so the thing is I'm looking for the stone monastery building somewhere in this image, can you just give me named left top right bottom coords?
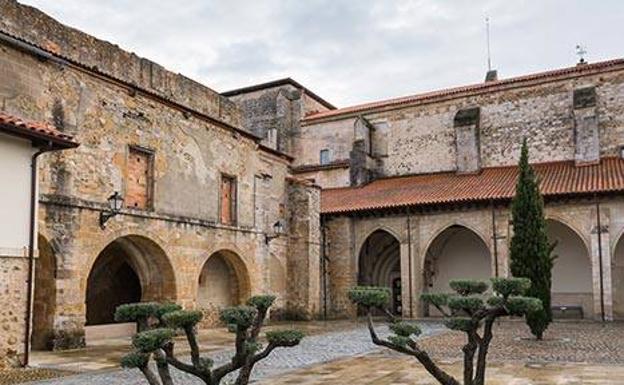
left=2, top=0, right=624, bottom=364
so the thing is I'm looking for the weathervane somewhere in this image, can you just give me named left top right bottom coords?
left=576, top=44, right=587, bottom=64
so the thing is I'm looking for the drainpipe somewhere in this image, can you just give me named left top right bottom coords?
left=406, top=207, right=414, bottom=318
left=24, top=143, right=55, bottom=366
left=595, top=197, right=606, bottom=322
left=490, top=201, right=499, bottom=277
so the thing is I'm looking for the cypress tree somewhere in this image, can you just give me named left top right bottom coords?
left=509, top=138, right=554, bottom=340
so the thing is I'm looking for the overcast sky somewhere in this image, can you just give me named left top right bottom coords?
left=21, top=0, right=624, bottom=107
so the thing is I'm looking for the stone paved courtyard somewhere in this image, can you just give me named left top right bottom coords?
left=4, top=320, right=623, bottom=384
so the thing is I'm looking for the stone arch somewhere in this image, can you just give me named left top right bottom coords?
left=85, top=235, right=177, bottom=326
left=611, top=230, right=624, bottom=319
left=356, top=226, right=403, bottom=270
left=421, top=224, right=492, bottom=315
left=357, top=229, right=402, bottom=314
left=420, top=221, right=491, bottom=271
left=197, top=249, right=252, bottom=312
left=32, top=234, right=57, bottom=350
left=546, top=219, right=593, bottom=318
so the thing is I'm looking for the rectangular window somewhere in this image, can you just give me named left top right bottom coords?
left=320, top=149, right=330, bottom=165
left=220, top=174, right=237, bottom=225
left=126, top=146, right=154, bottom=209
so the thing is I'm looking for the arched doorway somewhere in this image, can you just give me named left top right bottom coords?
left=32, top=235, right=56, bottom=350
left=86, top=235, right=176, bottom=327
left=358, top=230, right=401, bottom=314
left=423, top=225, right=491, bottom=316
left=614, top=233, right=624, bottom=319
left=547, top=220, right=592, bottom=318
left=198, top=250, right=251, bottom=313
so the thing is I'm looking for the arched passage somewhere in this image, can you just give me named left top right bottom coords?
left=423, top=225, right=491, bottom=315
left=32, top=235, right=56, bottom=350
left=614, top=233, right=624, bottom=319
left=86, top=235, right=176, bottom=326
left=197, top=250, right=251, bottom=310
left=547, top=219, right=592, bottom=318
left=358, top=230, right=402, bottom=314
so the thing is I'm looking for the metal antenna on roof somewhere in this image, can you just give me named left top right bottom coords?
left=486, top=16, right=492, bottom=71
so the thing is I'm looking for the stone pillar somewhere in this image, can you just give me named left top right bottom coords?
left=590, top=204, right=613, bottom=321
left=454, top=107, right=481, bottom=174
left=324, top=216, right=356, bottom=318
left=492, top=207, right=511, bottom=278
left=285, top=179, right=321, bottom=319
left=400, top=214, right=420, bottom=319
left=573, top=86, right=600, bottom=165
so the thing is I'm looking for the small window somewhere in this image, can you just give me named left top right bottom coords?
left=220, top=174, right=237, bottom=225
left=620, top=146, right=624, bottom=159
left=320, top=149, right=330, bottom=165
left=126, top=146, right=154, bottom=210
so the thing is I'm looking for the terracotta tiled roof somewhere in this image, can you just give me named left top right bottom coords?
left=304, top=59, right=624, bottom=123
left=321, top=158, right=624, bottom=214
left=0, top=111, right=78, bottom=148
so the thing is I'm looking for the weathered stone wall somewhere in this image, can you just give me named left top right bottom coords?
left=0, top=257, right=28, bottom=367
left=225, top=82, right=332, bottom=155
left=0, top=0, right=241, bottom=129
left=294, top=118, right=355, bottom=167
left=301, top=67, right=624, bottom=185
left=0, top=1, right=322, bottom=358
left=291, top=167, right=350, bottom=189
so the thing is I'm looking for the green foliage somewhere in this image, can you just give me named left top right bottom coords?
left=491, top=277, right=531, bottom=297
left=486, top=296, right=504, bottom=308
left=449, top=280, right=489, bottom=296
left=348, top=286, right=391, bottom=308
left=132, top=328, right=175, bottom=353
left=448, top=296, right=484, bottom=312
left=162, top=310, right=203, bottom=329
left=114, top=302, right=159, bottom=322
left=506, top=296, right=542, bottom=316
left=247, top=295, right=276, bottom=312
left=420, top=292, right=450, bottom=307
left=388, top=335, right=411, bottom=347
left=120, top=351, right=149, bottom=369
left=509, top=138, right=554, bottom=339
left=155, top=303, right=183, bottom=319
left=389, top=322, right=421, bottom=337
left=220, top=305, right=257, bottom=329
left=266, top=329, right=304, bottom=346
left=444, top=317, right=475, bottom=332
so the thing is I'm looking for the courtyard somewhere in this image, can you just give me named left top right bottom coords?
left=0, top=320, right=622, bottom=384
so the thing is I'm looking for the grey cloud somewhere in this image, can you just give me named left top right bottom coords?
left=21, top=0, right=624, bottom=107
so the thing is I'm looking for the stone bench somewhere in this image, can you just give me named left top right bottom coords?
left=552, top=305, right=583, bottom=319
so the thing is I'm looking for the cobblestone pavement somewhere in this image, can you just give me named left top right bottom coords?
left=255, top=320, right=624, bottom=385
left=24, top=322, right=445, bottom=384
left=257, top=352, right=624, bottom=385
left=417, top=320, right=624, bottom=364
left=29, top=320, right=367, bottom=373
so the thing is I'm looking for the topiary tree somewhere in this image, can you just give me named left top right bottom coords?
left=509, top=138, right=555, bottom=340
left=116, top=296, right=303, bottom=385
left=349, top=278, right=541, bottom=385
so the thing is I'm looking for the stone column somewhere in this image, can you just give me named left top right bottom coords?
left=286, top=180, right=321, bottom=319
left=324, top=216, right=356, bottom=318
left=590, top=205, right=613, bottom=321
